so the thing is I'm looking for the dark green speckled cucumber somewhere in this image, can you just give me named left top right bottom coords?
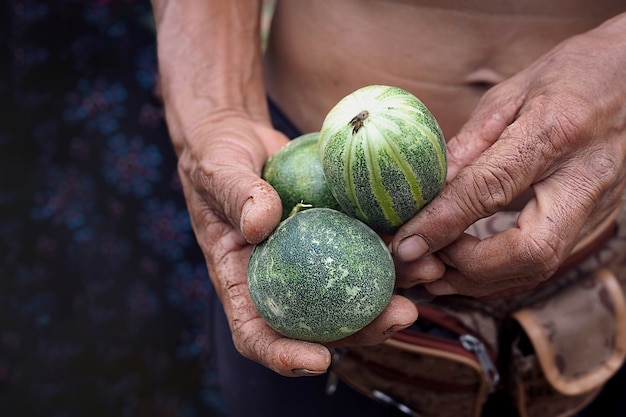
left=247, top=207, right=395, bottom=343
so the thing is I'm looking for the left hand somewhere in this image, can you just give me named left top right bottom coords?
left=391, top=13, right=626, bottom=297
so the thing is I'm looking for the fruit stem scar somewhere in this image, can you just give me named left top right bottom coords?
left=288, top=202, right=313, bottom=218
left=349, top=110, right=369, bottom=135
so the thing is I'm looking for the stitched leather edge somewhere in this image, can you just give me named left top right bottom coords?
left=512, top=268, right=626, bottom=396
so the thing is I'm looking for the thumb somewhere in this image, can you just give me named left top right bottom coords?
left=179, top=124, right=286, bottom=245
left=239, top=177, right=284, bottom=244
left=236, top=124, right=290, bottom=244
left=200, top=160, right=283, bottom=244
left=389, top=84, right=526, bottom=262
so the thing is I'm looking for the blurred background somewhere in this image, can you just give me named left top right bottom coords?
left=0, top=1, right=241, bottom=416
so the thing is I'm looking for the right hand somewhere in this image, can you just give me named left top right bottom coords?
left=175, top=112, right=418, bottom=376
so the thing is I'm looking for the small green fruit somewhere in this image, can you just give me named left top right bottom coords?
left=263, top=132, right=341, bottom=219
left=247, top=207, right=395, bottom=343
left=319, top=85, right=447, bottom=234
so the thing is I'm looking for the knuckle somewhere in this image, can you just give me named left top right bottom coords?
left=194, top=156, right=221, bottom=194
left=455, top=162, right=518, bottom=217
left=231, top=316, right=269, bottom=361
left=190, top=156, right=250, bottom=224
left=585, top=148, right=621, bottom=191
left=522, top=231, right=566, bottom=276
left=233, top=329, right=265, bottom=362
left=558, top=148, right=621, bottom=211
left=527, top=95, right=593, bottom=155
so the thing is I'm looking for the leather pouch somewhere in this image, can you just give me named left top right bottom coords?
left=331, top=305, right=500, bottom=417
left=509, top=268, right=626, bottom=417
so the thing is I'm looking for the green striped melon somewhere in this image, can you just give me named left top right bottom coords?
left=263, top=132, right=341, bottom=219
left=319, top=85, right=447, bottom=234
left=247, top=207, right=395, bottom=343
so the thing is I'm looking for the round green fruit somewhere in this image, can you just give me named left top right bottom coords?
left=319, top=85, right=447, bottom=234
left=263, top=132, right=341, bottom=219
left=247, top=207, right=395, bottom=343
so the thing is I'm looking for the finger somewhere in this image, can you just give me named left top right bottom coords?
left=180, top=127, right=287, bottom=244
left=391, top=107, right=550, bottom=264
left=239, top=177, right=284, bottom=244
left=394, top=254, right=446, bottom=288
left=425, top=156, right=622, bottom=297
left=424, top=267, right=540, bottom=298
left=389, top=80, right=526, bottom=261
left=182, top=162, right=283, bottom=245
left=235, top=315, right=333, bottom=377
left=327, top=295, right=418, bottom=348
left=392, top=148, right=534, bottom=264
left=422, top=217, right=567, bottom=298
left=423, top=232, right=546, bottom=297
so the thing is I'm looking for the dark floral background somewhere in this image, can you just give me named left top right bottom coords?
left=0, top=1, right=225, bottom=416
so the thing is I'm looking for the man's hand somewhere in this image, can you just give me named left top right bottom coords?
left=391, top=13, right=626, bottom=297
left=153, top=0, right=418, bottom=376
left=177, top=114, right=418, bottom=376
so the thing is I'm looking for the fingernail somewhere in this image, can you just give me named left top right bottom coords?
left=425, top=280, right=457, bottom=296
left=396, top=235, right=430, bottom=262
left=240, top=197, right=267, bottom=244
left=240, top=197, right=253, bottom=230
left=292, top=368, right=327, bottom=377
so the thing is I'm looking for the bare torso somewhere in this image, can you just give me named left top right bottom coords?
left=263, top=0, right=625, bottom=137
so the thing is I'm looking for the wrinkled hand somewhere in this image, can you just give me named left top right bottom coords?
left=176, top=113, right=417, bottom=376
left=391, top=15, right=626, bottom=297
